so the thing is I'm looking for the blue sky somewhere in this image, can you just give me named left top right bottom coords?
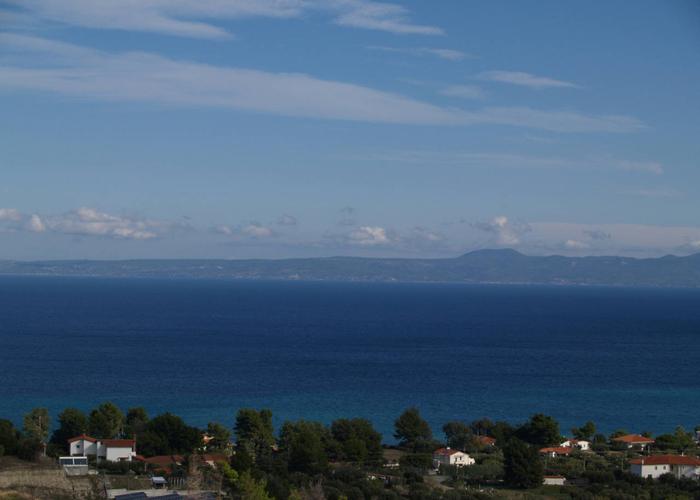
left=1, top=0, right=699, bottom=259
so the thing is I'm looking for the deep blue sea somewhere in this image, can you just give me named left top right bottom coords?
left=1, top=276, right=699, bottom=441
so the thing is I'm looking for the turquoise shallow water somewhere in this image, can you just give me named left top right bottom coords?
left=1, top=276, right=699, bottom=440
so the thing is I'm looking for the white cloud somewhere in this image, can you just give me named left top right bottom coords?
left=473, top=216, right=530, bottom=246
left=367, top=45, right=467, bottom=61
left=345, top=226, right=393, bottom=246
left=0, top=35, right=645, bottom=133
left=276, top=214, right=298, bottom=226
left=242, top=223, right=274, bottom=238
left=439, top=85, right=484, bottom=100
left=11, top=0, right=442, bottom=38
left=214, top=222, right=275, bottom=239
left=1, top=207, right=165, bottom=239
left=27, top=214, right=46, bottom=233
left=0, top=208, right=22, bottom=222
left=563, top=239, right=590, bottom=250
left=331, top=1, right=443, bottom=35
left=477, top=71, right=579, bottom=89
left=46, top=207, right=160, bottom=239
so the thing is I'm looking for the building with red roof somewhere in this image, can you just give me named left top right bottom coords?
left=539, top=446, right=574, bottom=457
left=68, top=434, right=136, bottom=462
left=629, top=455, right=700, bottom=479
left=432, top=447, right=475, bottom=468
left=612, top=434, right=655, bottom=450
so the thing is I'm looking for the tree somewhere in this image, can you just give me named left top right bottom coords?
left=23, top=408, right=50, bottom=445
left=124, top=407, right=149, bottom=437
left=50, top=408, right=88, bottom=452
left=234, top=409, right=275, bottom=458
left=515, top=414, right=560, bottom=447
left=469, top=418, right=495, bottom=437
left=503, top=438, right=544, bottom=489
left=237, top=471, right=273, bottom=500
left=0, top=419, right=20, bottom=456
left=88, top=402, right=124, bottom=439
left=206, top=422, right=231, bottom=451
left=279, top=420, right=329, bottom=475
left=330, top=418, right=383, bottom=464
left=442, top=421, right=473, bottom=451
left=572, top=421, right=596, bottom=441
left=139, top=413, right=201, bottom=456
left=393, top=407, right=432, bottom=450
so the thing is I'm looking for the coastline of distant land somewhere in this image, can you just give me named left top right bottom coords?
left=0, top=249, right=699, bottom=287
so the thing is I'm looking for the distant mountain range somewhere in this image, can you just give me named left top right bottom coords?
left=1, top=249, right=700, bottom=287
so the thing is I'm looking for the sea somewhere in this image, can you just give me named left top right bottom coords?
left=1, top=276, right=699, bottom=441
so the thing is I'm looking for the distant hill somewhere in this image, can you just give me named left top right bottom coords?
left=1, top=249, right=699, bottom=287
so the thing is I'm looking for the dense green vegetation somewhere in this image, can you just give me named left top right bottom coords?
left=1, top=405, right=700, bottom=499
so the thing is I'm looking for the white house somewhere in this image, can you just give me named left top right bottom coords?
left=629, top=455, right=700, bottom=479
left=68, top=434, right=136, bottom=462
left=560, top=438, right=590, bottom=451
left=543, top=475, right=567, bottom=486
left=539, top=446, right=573, bottom=458
left=612, top=434, right=655, bottom=450
left=432, top=448, right=475, bottom=468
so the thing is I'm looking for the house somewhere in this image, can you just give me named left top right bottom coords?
left=432, top=448, right=475, bottom=468
left=629, top=455, right=700, bottom=479
left=612, top=434, right=655, bottom=450
left=68, top=434, right=136, bottom=462
left=539, top=446, right=573, bottom=458
left=476, top=436, right=496, bottom=447
left=543, top=475, right=567, bottom=486
left=560, top=438, right=590, bottom=451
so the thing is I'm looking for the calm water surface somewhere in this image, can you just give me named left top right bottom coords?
left=1, top=276, right=699, bottom=439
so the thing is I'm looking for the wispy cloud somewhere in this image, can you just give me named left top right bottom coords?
left=439, top=85, right=485, bottom=100
left=10, top=0, right=443, bottom=39
left=370, top=151, right=662, bottom=174
left=213, top=222, right=276, bottom=239
left=367, top=45, right=468, bottom=61
left=473, top=216, right=530, bottom=246
left=0, top=35, right=644, bottom=133
left=0, top=207, right=173, bottom=239
left=622, top=187, right=682, bottom=198
left=477, top=70, right=579, bottom=89
left=276, top=214, right=298, bottom=226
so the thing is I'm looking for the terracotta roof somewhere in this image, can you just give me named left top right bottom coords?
left=540, top=446, right=573, bottom=455
left=203, top=454, right=227, bottom=463
left=613, top=434, right=655, bottom=444
left=476, top=436, right=496, bottom=445
left=629, top=455, right=700, bottom=466
left=433, top=447, right=461, bottom=456
left=68, top=434, right=97, bottom=443
left=143, top=455, right=185, bottom=465
left=101, top=439, right=135, bottom=447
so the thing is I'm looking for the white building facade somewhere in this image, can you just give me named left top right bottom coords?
left=432, top=448, right=475, bottom=468
left=630, top=455, right=700, bottom=479
left=68, top=434, right=136, bottom=462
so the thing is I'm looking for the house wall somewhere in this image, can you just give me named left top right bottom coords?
left=105, top=446, right=134, bottom=462
left=70, top=440, right=97, bottom=456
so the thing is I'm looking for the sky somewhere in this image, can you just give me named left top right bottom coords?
left=1, top=0, right=699, bottom=260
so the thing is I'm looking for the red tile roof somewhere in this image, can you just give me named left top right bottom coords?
left=203, top=454, right=228, bottom=463
left=101, top=439, right=135, bottom=447
left=629, top=455, right=700, bottom=466
left=476, top=436, right=496, bottom=446
left=68, top=434, right=97, bottom=443
left=433, top=447, right=460, bottom=456
left=613, top=434, right=655, bottom=444
left=540, top=447, right=573, bottom=455
left=143, top=455, right=185, bottom=465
